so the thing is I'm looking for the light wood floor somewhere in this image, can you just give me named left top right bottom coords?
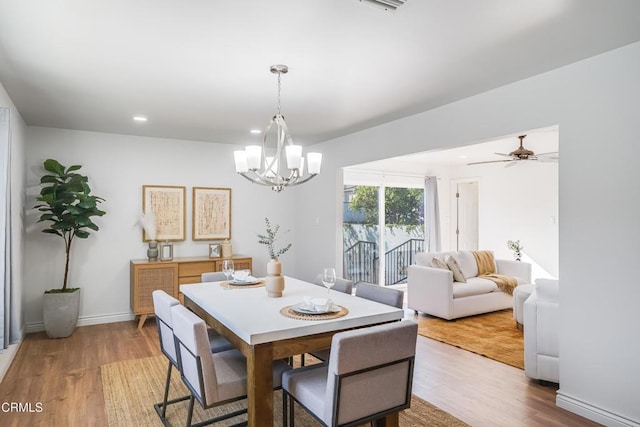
left=0, top=318, right=597, bottom=427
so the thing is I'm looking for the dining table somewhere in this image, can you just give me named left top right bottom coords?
left=181, top=275, right=405, bottom=427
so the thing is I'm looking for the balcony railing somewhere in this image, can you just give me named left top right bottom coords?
left=344, top=238, right=424, bottom=285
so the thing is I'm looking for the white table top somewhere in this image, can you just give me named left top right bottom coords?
left=181, top=276, right=404, bottom=345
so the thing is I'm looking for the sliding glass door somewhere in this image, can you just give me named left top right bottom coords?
left=343, top=174, right=424, bottom=285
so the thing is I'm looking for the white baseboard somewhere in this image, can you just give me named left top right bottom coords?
left=557, top=391, right=640, bottom=427
left=25, top=312, right=136, bottom=334
left=0, top=342, right=22, bottom=383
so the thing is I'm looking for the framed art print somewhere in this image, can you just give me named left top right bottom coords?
left=193, top=187, right=231, bottom=240
left=142, top=185, right=186, bottom=241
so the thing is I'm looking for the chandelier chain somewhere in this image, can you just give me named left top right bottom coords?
left=277, top=72, right=282, bottom=116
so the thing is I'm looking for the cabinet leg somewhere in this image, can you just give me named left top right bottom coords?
left=137, top=314, right=148, bottom=330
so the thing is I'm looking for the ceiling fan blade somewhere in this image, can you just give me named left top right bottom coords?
left=535, top=151, right=559, bottom=157
left=494, top=152, right=512, bottom=158
left=537, top=156, right=559, bottom=163
left=504, top=160, right=520, bottom=168
left=467, top=159, right=515, bottom=166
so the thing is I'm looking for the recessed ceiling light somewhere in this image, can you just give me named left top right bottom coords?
left=459, top=155, right=468, bottom=159
left=250, top=129, right=261, bottom=134
left=133, top=116, right=148, bottom=122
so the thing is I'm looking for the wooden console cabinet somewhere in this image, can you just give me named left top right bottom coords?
left=130, top=255, right=252, bottom=328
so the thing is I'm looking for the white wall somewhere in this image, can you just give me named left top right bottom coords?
left=296, top=42, right=640, bottom=425
left=24, top=127, right=297, bottom=330
left=447, top=159, right=559, bottom=278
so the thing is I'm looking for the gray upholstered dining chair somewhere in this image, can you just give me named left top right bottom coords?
left=151, top=290, right=233, bottom=423
left=171, top=304, right=291, bottom=427
left=282, top=320, right=418, bottom=427
left=310, top=283, right=405, bottom=365
left=300, top=275, right=354, bottom=366
left=313, top=274, right=354, bottom=295
left=355, top=282, right=404, bottom=309
left=201, top=271, right=228, bottom=282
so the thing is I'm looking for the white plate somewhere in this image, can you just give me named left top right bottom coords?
left=292, top=302, right=340, bottom=315
left=230, top=279, right=261, bottom=285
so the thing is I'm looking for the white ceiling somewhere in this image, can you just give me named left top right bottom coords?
left=1, top=1, right=639, bottom=146
left=345, top=126, right=559, bottom=174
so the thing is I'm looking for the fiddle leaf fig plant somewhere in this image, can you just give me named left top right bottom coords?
left=34, top=159, right=106, bottom=292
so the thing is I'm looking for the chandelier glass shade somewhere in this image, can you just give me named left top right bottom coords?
left=234, top=64, right=322, bottom=192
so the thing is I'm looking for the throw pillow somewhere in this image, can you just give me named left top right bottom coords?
left=431, top=257, right=449, bottom=270
left=445, top=256, right=467, bottom=283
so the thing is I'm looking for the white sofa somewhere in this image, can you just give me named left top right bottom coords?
left=524, top=278, right=559, bottom=383
left=407, top=251, right=531, bottom=320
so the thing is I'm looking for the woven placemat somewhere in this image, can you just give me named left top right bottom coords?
left=219, top=280, right=265, bottom=289
left=280, top=305, right=349, bottom=320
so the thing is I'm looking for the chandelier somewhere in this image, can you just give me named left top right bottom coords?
left=233, top=64, right=322, bottom=192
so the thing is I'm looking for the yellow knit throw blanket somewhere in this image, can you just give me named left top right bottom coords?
left=471, top=250, right=518, bottom=295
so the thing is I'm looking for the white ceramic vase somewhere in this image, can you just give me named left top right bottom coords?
left=265, top=259, right=285, bottom=297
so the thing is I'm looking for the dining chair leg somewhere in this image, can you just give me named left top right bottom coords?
left=282, top=391, right=287, bottom=427
left=186, top=395, right=195, bottom=427
left=289, top=393, right=295, bottom=427
left=161, top=361, right=172, bottom=417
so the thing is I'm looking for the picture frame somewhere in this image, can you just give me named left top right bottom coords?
left=192, top=187, right=232, bottom=240
left=209, top=243, right=221, bottom=258
left=142, top=185, right=186, bottom=241
left=160, top=241, right=174, bottom=261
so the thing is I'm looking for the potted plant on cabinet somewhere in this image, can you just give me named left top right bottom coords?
left=34, top=159, right=106, bottom=338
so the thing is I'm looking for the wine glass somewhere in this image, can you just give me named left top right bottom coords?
left=222, top=259, right=235, bottom=290
left=322, top=267, right=337, bottom=297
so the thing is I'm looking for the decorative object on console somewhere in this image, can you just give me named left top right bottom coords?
left=159, top=241, right=173, bottom=261
left=233, top=64, right=322, bottom=192
left=139, top=210, right=158, bottom=260
left=258, top=218, right=291, bottom=297
left=192, top=187, right=231, bottom=240
left=147, top=240, right=159, bottom=261
left=142, top=185, right=186, bottom=241
left=507, top=239, right=523, bottom=261
left=221, top=239, right=232, bottom=258
left=208, top=243, right=221, bottom=258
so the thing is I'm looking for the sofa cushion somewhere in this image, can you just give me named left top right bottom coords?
left=452, top=277, right=498, bottom=298
left=431, top=257, right=449, bottom=270
left=415, top=251, right=457, bottom=267
left=445, top=256, right=466, bottom=283
left=458, top=251, right=480, bottom=278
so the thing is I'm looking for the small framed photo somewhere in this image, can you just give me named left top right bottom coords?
left=209, top=243, right=221, bottom=258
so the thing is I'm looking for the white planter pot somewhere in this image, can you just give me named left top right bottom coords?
left=43, top=288, right=81, bottom=338
left=265, top=259, right=285, bottom=297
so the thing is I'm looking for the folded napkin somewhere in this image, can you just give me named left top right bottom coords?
left=232, top=270, right=254, bottom=283
left=231, top=276, right=257, bottom=284
left=300, top=296, right=333, bottom=312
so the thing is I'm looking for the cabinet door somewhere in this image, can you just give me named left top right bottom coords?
left=131, top=263, right=178, bottom=315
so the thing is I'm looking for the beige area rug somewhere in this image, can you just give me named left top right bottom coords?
left=101, top=355, right=468, bottom=426
left=416, top=309, right=524, bottom=369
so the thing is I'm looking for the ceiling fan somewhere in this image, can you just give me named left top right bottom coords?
left=467, top=135, right=558, bottom=166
